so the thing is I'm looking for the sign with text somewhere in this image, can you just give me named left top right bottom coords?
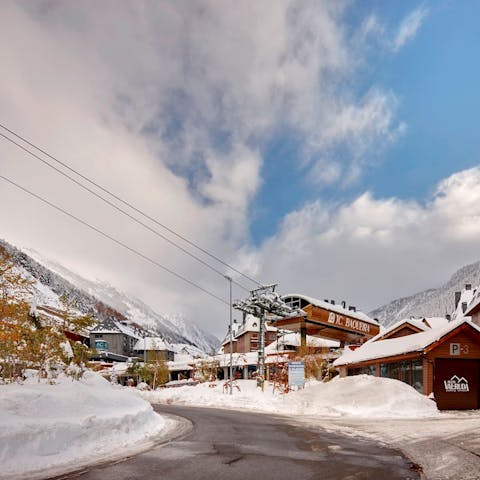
left=288, top=361, right=305, bottom=387
left=450, top=343, right=469, bottom=355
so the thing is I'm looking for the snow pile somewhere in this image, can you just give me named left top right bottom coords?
left=141, top=375, right=439, bottom=418
left=0, top=372, right=166, bottom=479
left=140, top=379, right=284, bottom=413
left=290, top=375, right=439, bottom=418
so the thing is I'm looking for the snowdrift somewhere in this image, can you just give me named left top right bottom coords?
left=0, top=372, right=165, bottom=479
left=142, top=375, right=439, bottom=418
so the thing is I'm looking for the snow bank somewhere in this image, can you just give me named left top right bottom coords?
left=142, top=375, right=439, bottom=418
left=289, top=375, right=439, bottom=418
left=0, top=372, right=166, bottom=479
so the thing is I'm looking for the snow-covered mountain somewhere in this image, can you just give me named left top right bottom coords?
left=0, top=239, right=219, bottom=353
left=369, top=260, right=480, bottom=326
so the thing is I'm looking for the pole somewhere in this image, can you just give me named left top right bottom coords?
left=258, top=307, right=265, bottom=391
left=228, top=276, right=233, bottom=395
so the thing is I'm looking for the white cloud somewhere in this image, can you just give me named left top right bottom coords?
left=0, top=1, right=429, bottom=336
left=247, top=167, right=480, bottom=313
left=392, top=6, right=428, bottom=52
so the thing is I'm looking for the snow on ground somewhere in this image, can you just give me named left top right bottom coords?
left=140, top=375, right=439, bottom=418
left=0, top=372, right=167, bottom=480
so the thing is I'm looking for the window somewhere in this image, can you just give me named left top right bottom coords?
left=380, top=359, right=423, bottom=393
left=348, top=365, right=376, bottom=376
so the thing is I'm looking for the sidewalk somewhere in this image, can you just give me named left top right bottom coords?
left=299, top=412, right=480, bottom=480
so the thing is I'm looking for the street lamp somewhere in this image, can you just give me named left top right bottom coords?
left=225, top=275, right=233, bottom=395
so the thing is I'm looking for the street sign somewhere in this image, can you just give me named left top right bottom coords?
left=288, top=361, right=305, bottom=387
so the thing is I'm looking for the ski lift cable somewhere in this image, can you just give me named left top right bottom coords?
left=0, top=123, right=263, bottom=288
left=0, top=173, right=229, bottom=306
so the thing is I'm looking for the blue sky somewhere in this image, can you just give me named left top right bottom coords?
left=250, top=0, right=480, bottom=244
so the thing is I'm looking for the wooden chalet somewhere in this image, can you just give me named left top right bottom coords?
left=334, top=318, right=480, bottom=410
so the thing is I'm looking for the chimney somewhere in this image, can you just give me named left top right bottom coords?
left=330, top=299, right=335, bottom=305
left=323, top=299, right=329, bottom=303
left=465, top=283, right=472, bottom=290
left=455, top=291, right=461, bottom=309
left=462, top=302, right=468, bottom=314
left=348, top=306, right=356, bottom=312
left=341, top=300, right=346, bottom=309
left=446, top=314, right=451, bottom=321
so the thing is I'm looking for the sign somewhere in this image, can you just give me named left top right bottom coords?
left=444, top=375, right=469, bottom=393
left=288, top=361, right=305, bottom=387
left=95, top=340, right=108, bottom=351
left=327, top=312, right=371, bottom=334
left=450, top=343, right=469, bottom=355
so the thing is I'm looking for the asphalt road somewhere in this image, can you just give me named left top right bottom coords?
left=60, top=405, right=420, bottom=480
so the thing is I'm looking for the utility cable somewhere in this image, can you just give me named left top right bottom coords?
left=0, top=123, right=263, bottom=288
left=0, top=173, right=229, bottom=306
left=0, top=131, right=251, bottom=293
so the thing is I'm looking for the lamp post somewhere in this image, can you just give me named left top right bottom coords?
left=225, top=275, right=233, bottom=395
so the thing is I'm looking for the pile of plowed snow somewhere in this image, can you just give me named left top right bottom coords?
left=142, top=375, right=439, bottom=418
left=290, top=375, right=438, bottom=417
left=0, top=372, right=166, bottom=479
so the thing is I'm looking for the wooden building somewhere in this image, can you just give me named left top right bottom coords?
left=275, top=294, right=380, bottom=345
left=334, top=318, right=480, bottom=410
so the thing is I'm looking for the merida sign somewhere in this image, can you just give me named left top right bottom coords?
left=444, top=375, right=470, bottom=393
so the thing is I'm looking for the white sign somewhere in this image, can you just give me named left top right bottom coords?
left=444, top=375, right=469, bottom=393
left=288, top=361, right=305, bottom=387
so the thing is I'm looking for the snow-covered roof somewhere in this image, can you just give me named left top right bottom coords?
left=451, top=287, right=475, bottom=320
left=366, top=318, right=430, bottom=344
left=334, top=318, right=480, bottom=367
left=265, top=332, right=339, bottom=353
left=283, top=293, right=378, bottom=326
left=234, top=314, right=277, bottom=338
left=90, top=318, right=142, bottom=339
left=133, top=337, right=172, bottom=351
left=465, top=287, right=480, bottom=316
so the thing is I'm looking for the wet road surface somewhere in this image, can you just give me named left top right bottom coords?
left=58, top=405, right=420, bottom=480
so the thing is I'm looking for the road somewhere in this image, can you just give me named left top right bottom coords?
left=59, top=405, right=420, bottom=480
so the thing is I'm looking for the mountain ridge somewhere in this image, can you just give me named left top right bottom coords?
left=0, top=238, right=219, bottom=353
left=369, top=260, right=480, bottom=325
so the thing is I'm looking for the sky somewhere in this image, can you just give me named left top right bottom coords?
left=1, top=0, right=480, bottom=338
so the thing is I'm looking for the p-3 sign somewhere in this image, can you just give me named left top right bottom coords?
left=450, top=343, right=469, bottom=355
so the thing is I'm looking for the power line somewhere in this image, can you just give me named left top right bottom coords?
left=0, top=173, right=229, bottom=306
left=0, top=122, right=263, bottom=288
left=0, top=131, right=251, bottom=293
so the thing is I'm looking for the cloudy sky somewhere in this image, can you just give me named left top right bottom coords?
left=1, top=1, right=480, bottom=337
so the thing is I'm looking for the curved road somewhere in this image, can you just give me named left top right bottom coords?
left=61, top=405, right=420, bottom=480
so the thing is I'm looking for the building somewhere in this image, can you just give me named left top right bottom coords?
left=276, top=294, right=380, bottom=345
left=334, top=317, right=480, bottom=410
left=466, top=287, right=480, bottom=326
left=223, top=314, right=277, bottom=354
left=89, top=318, right=143, bottom=359
left=133, top=337, right=175, bottom=362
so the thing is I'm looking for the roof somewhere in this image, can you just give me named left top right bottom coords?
left=453, top=287, right=476, bottom=320
left=233, top=314, right=277, bottom=338
left=334, top=318, right=480, bottom=367
left=133, top=337, right=172, bottom=351
left=283, top=293, right=378, bottom=326
left=366, top=318, right=430, bottom=344
left=90, top=318, right=142, bottom=339
left=466, top=288, right=480, bottom=316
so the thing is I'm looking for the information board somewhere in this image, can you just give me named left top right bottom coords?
left=288, top=361, right=305, bottom=387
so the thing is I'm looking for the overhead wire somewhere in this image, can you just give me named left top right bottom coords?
left=0, top=130, right=251, bottom=293
left=0, top=173, right=229, bottom=306
left=0, top=122, right=263, bottom=289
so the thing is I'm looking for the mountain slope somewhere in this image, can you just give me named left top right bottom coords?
left=1, top=239, right=219, bottom=353
left=369, top=260, right=480, bottom=325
